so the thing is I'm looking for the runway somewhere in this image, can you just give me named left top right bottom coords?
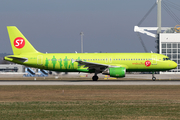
left=1, top=80, right=180, bottom=85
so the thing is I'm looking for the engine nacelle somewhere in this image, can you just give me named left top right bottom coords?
left=102, top=67, right=126, bottom=78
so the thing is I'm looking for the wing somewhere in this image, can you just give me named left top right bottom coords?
left=76, top=60, right=109, bottom=72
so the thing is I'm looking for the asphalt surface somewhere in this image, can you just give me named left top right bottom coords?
left=0, top=80, right=180, bottom=85
left=0, top=73, right=180, bottom=85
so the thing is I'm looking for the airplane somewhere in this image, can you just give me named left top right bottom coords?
left=4, top=26, right=177, bottom=81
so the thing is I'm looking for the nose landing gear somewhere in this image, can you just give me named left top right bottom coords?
left=152, top=72, right=156, bottom=81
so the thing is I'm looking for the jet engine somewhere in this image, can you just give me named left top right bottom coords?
left=102, top=67, right=126, bottom=77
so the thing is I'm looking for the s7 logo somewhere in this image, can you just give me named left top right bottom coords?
left=15, top=39, right=23, bottom=46
left=14, top=37, right=25, bottom=49
left=145, top=60, right=151, bottom=67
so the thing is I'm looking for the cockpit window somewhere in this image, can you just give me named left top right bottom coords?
left=163, top=58, right=170, bottom=61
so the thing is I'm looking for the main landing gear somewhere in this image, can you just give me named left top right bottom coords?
left=92, top=75, right=99, bottom=81
left=92, top=72, right=99, bottom=81
left=152, top=72, right=156, bottom=81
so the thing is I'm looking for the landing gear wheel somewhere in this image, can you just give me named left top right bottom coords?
left=92, top=76, right=98, bottom=81
left=152, top=72, right=156, bottom=81
left=152, top=77, right=156, bottom=81
left=49, top=71, right=52, bottom=75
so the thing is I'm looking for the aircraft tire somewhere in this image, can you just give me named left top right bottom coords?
left=49, top=71, right=52, bottom=75
left=92, top=76, right=98, bottom=81
left=152, top=77, right=156, bottom=81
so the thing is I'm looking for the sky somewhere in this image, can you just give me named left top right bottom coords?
left=0, top=0, right=180, bottom=54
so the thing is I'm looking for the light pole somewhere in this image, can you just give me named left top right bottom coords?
left=157, top=0, right=161, bottom=53
left=80, top=32, right=84, bottom=53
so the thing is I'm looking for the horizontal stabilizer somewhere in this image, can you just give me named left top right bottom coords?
left=4, top=56, right=28, bottom=63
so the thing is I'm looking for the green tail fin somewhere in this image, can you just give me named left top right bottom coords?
left=7, top=26, right=39, bottom=55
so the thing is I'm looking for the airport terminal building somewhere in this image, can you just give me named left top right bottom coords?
left=0, top=57, right=25, bottom=73
left=160, top=29, right=180, bottom=74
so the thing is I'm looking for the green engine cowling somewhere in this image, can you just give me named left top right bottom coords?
left=102, top=67, right=126, bottom=78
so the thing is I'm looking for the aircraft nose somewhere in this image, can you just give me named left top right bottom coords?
left=172, top=61, right=177, bottom=69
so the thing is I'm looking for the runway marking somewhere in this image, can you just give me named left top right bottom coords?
left=80, top=75, right=86, bottom=77
left=1, top=80, right=180, bottom=85
left=107, top=78, right=117, bottom=79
